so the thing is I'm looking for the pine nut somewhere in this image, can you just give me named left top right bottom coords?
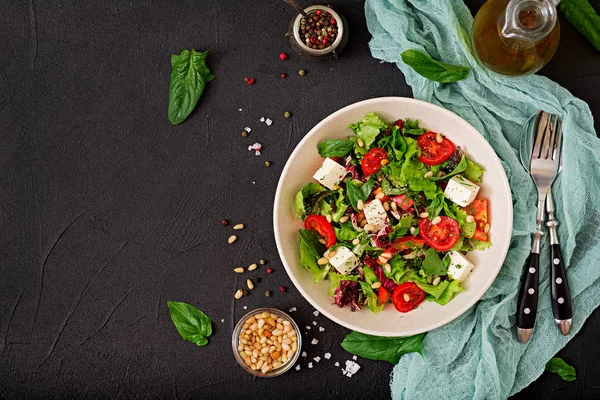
left=360, top=219, right=367, bottom=228
left=234, top=267, right=244, bottom=273
left=333, top=185, right=342, bottom=190
left=364, top=223, right=375, bottom=232
left=233, top=223, right=245, bottom=230
left=391, top=202, right=398, bottom=211
left=424, top=171, right=433, bottom=178
left=352, top=238, right=360, bottom=245
left=272, top=361, right=282, bottom=369
left=235, top=289, right=243, bottom=299
left=427, top=275, right=433, bottom=284
left=326, top=214, right=332, bottom=223
left=381, top=159, right=389, bottom=166
left=437, top=171, right=445, bottom=177
left=248, top=263, right=258, bottom=271
left=403, top=293, right=411, bottom=302
left=317, top=257, right=329, bottom=265
left=261, top=364, right=271, bottom=374
left=402, top=253, right=415, bottom=260
left=431, top=216, right=442, bottom=225
left=433, top=276, right=441, bottom=286
left=384, top=263, right=392, bottom=274
left=371, top=282, right=381, bottom=289
left=375, top=192, right=385, bottom=200
left=381, top=252, right=392, bottom=259
left=247, top=279, right=254, bottom=289
left=377, top=255, right=388, bottom=264
left=339, top=215, right=349, bottom=223
left=466, top=215, right=475, bottom=223
left=327, top=250, right=337, bottom=259
left=228, top=235, right=237, bottom=244
left=258, top=319, right=265, bottom=329
left=357, top=138, right=364, bottom=148
left=484, top=223, right=490, bottom=233
left=410, top=227, right=416, bottom=235
left=282, top=344, right=291, bottom=351
left=318, top=238, right=326, bottom=244
left=435, top=133, right=443, bottom=143
left=357, top=199, right=364, bottom=210
left=419, top=212, right=429, bottom=218
left=373, top=187, right=383, bottom=195
left=383, top=201, right=390, bottom=211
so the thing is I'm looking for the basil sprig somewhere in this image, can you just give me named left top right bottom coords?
left=560, top=0, right=600, bottom=52
left=168, top=49, right=214, bottom=125
left=318, top=139, right=355, bottom=158
left=345, top=177, right=375, bottom=210
left=401, top=49, right=469, bottom=83
left=167, top=301, right=212, bottom=346
left=546, top=357, right=577, bottom=382
left=341, top=331, right=425, bottom=364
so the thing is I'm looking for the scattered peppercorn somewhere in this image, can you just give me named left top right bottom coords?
left=265, top=290, right=271, bottom=297
left=222, top=219, right=228, bottom=226
left=243, top=289, right=249, bottom=296
left=265, top=161, right=271, bottom=167
left=298, top=69, right=306, bottom=76
left=284, top=111, right=291, bottom=119
left=279, top=53, right=287, bottom=61
left=241, top=131, right=248, bottom=137
left=279, top=285, right=287, bottom=293
left=266, top=268, right=273, bottom=274
left=259, top=259, right=266, bottom=265
left=299, top=10, right=338, bottom=50
left=247, top=78, right=255, bottom=85
left=281, top=73, right=287, bottom=79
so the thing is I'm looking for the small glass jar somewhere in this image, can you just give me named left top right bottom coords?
left=232, top=308, right=302, bottom=377
left=289, top=5, right=348, bottom=61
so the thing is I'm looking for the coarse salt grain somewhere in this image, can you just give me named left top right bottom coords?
left=313, top=310, right=320, bottom=317
left=289, top=307, right=297, bottom=312
left=295, top=364, right=301, bottom=371
left=335, top=362, right=340, bottom=367
left=306, top=326, right=311, bottom=330
left=243, top=306, right=247, bottom=310
left=352, top=355, right=357, bottom=361
left=221, top=319, right=225, bottom=323
left=308, top=362, right=313, bottom=369
left=238, top=109, right=242, bottom=111
left=342, top=360, right=361, bottom=377
left=265, top=118, right=272, bottom=126
left=260, top=117, right=265, bottom=122
left=312, top=321, right=317, bottom=326
left=319, top=327, right=325, bottom=332
left=311, top=338, right=319, bottom=345
left=324, top=353, right=331, bottom=359
left=244, top=127, right=251, bottom=132
left=301, top=351, right=307, bottom=358
left=313, top=356, right=321, bottom=363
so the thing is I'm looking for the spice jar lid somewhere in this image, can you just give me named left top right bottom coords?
left=289, top=5, right=348, bottom=61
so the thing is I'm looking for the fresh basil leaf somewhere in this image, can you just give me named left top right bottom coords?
left=436, top=280, right=463, bottom=305
left=293, top=182, right=327, bottom=219
left=416, top=280, right=450, bottom=300
left=464, top=159, right=485, bottom=182
left=349, top=112, right=387, bottom=149
left=546, top=357, right=577, bottom=382
left=168, top=49, right=214, bottom=125
left=345, top=177, right=374, bottom=210
left=299, top=239, right=325, bottom=283
left=335, top=222, right=359, bottom=241
left=421, top=248, right=448, bottom=275
left=427, top=193, right=445, bottom=219
left=430, top=156, right=468, bottom=181
left=361, top=177, right=376, bottom=198
left=341, top=331, right=425, bottom=364
left=391, top=127, right=407, bottom=159
left=167, top=301, right=212, bottom=346
left=299, top=229, right=325, bottom=258
left=560, top=0, right=600, bottom=52
left=317, top=140, right=355, bottom=158
left=401, top=49, right=470, bottom=83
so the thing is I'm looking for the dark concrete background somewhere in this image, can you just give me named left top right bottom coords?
left=1, top=0, right=599, bottom=398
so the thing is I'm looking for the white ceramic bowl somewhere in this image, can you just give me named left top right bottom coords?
left=273, top=97, right=513, bottom=336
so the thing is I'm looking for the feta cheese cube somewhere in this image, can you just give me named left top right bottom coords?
left=443, top=175, right=480, bottom=207
left=326, top=246, right=359, bottom=275
left=363, top=199, right=387, bottom=231
left=313, top=158, right=347, bottom=190
left=447, top=251, right=475, bottom=282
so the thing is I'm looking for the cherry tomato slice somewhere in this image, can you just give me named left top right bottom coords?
left=472, top=229, right=489, bottom=242
left=418, top=216, right=460, bottom=251
left=392, top=282, right=426, bottom=312
left=417, top=132, right=455, bottom=165
left=463, top=199, right=488, bottom=231
left=361, top=148, right=388, bottom=175
left=390, top=194, right=414, bottom=211
left=393, top=236, right=426, bottom=252
left=378, top=286, right=391, bottom=304
left=305, top=214, right=336, bottom=249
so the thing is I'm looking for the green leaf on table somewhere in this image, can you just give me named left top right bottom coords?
left=546, top=357, right=577, bottom=382
left=464, top=159, right=485, bottom=182
left=167, top=301, right=212, bottom=346
left=341, top=331, right=425, bottom=364
left=421, top=248, right=448, bottom=275
left=560, top=0, right=600, bottom=52
left=293, top=182, right=327, bottom=219
left=168, top=49, right=214, bottom=125
left=401, top=49, right=470, bottom=83
left=318, top=139, right=355, bottom=158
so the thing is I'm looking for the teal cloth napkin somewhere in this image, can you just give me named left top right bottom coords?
left=365, top=0, right=600, bottom=399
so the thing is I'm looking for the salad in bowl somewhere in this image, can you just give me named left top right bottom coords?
left=293, top=112, right=492, bottom=314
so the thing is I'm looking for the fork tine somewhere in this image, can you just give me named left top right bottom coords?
left=533, top=111, right=549, bottom=159
left=545, top=114, right=557, bottom=159
left=541, top=113, right=556, bottom=160
left=553, top=118, right=563, bottom=162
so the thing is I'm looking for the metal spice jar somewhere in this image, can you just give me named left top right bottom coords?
left=289, top=5, right=348, bottom=61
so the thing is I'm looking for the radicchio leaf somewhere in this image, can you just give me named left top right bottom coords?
left=333, top=280, right=361, bottom=311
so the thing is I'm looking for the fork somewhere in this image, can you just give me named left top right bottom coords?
left=516, top=112, right=562, bottom=343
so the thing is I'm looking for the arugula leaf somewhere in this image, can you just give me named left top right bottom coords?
left=167, top=301, right=212, bottom=346
left=401, top=49, right=470, bottom=83
left=317, top=140, right=355, bottom=158
left=345, top=177, right=375, bottom=210
left=464, top=159, right=485, bottom=182
left=349, top=112, right=387, bottom=149
left=436, top=280, right=463, bottom=305
left=341, top=331, right=425, bottom=364
left=430, top=156, right=467, bottom=181
left=421, top=248, right=448, bottom=275
left=335, top=222, right=359, bottom=241
left=560, top=0, right=600, bottom=52
left=168, top=49, right=214, bottom=125
left=546, top=357, right=577, bottom=382
left=293, top=183, right=327, bottom=219
left=299, top=229, right=325, bottom=258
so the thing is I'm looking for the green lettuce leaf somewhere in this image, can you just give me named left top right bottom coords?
left=293, top=182, right=326, bottom=219
left=436, top=280, right=463, bottom=305
left=349, top=112, right=387, bottom=149
left=464, top=159, right=485, bottom=182
left=335, top=222, right=359, bottom=241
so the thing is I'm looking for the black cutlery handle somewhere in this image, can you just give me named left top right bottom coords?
left=517, top=253, right=539, bottom=329
left=550, top=244, right=572, bottom=321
